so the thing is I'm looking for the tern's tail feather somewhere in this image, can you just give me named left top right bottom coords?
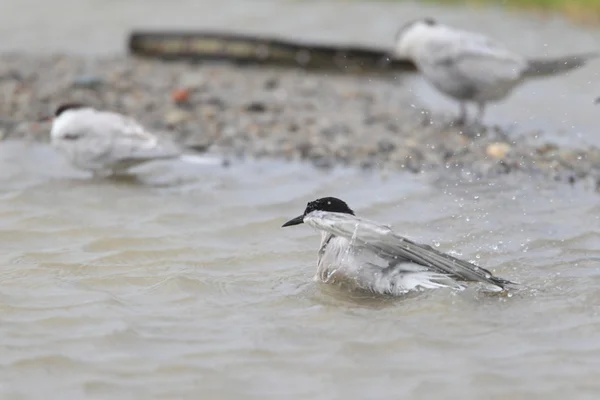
left=524, top=52, right=598, bottom=78
left=179, top=153, right=225, bottom=166
left=398, top=272, right=465, bottom=292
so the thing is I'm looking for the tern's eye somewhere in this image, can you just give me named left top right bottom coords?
left=62, top=133, right=81, bottom=140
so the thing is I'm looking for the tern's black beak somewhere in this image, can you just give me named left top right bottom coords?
left=37, top=115, right=53, bottom=123
left=282, top=215, right=304, bottom=227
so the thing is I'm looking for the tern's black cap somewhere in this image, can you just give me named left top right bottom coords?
left=422, top=17, right=437, bottom=26
left=304, top=197, right=355, bottom=216
left=54, top=103, right=86, bottom=117
left=395, top=17, right=438, bottom=42
left=282, top=197, right=354, bottom=227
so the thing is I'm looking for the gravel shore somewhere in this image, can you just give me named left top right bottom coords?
left=1, top=54, right=599, bottom=189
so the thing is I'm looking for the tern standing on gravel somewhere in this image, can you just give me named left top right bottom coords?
left=393, top=18, right=597, bottom=125
left=282, top=197, right=516, bottom=295
left=47, top=103, right=221, bottom=177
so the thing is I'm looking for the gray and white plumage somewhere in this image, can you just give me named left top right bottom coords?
left=282, top=197, right=516, bottom=295
left=393, top=18, right=597, bottom=125
left=49, top=104, right=220, bottom=176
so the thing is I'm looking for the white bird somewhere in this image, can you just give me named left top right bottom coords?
left=282, top=197, right=516, bottom=295
left=393, top=18, right=597, bottom=125
left=47, top=103, right=222, bottom=177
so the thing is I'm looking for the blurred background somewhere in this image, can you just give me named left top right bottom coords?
left=2, top=0, right=599, bottom=143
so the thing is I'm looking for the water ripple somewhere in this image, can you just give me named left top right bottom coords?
left=0, top=140, right=599, bottom=398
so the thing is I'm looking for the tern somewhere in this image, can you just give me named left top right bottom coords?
left=46, top=103, right=222, bottom=177
left=393, top=18, right=597, bottom=125
left=282, top=196, right=516, bottom=295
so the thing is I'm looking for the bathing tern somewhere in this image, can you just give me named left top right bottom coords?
left=46, top=103, right=222, bottom=176
left=393, top=18, right=597, bottom=125
left=282, top=196, right=516, bottom=295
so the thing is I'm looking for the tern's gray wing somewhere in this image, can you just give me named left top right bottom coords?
left=305, top=211, right=515, bottom=290
left=419, top=29, right=527, bottom=90
left=96, top=111, right=182, bottom=162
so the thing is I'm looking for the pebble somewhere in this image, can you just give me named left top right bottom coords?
left=164, top=109, right=193, bottom=126
left=171, top=89, right=191, bottom=105
left=0, top=54, right=599, bottom=189
left=71, top=75, right=104, bottom=89
left=486, top=142, right=511, bottom=159
left=245, top=101, right=267, bottom=113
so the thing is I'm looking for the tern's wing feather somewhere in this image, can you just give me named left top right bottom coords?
left=305, top=211, right=515, bottom=290
left=92, top=111, right=181, bottom=161
left=524, top=52, right=598, bottom=78
left=421, top=28, right=527, bottom=87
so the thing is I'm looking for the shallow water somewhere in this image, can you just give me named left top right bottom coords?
left=0, top=140, right=599, bottom=399
left=2, top=1, right=600, bottom=398
left=1, top=0, right=599, bottom=145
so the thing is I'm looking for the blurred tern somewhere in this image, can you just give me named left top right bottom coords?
left=282, top=197, right=516, bottom=295
left=393, top=18, right=597, bottom=125
left=47, top=103, right=222, bottom=176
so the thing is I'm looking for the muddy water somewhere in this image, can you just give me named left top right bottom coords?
left=0, top=140, right=599, bottom=399
left=1, top=1, right=600, bottom=399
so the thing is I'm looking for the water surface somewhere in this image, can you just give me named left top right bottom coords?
left=1, top=1, right=600, bottom=398
left=0, top=141, right=599, bottom=399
